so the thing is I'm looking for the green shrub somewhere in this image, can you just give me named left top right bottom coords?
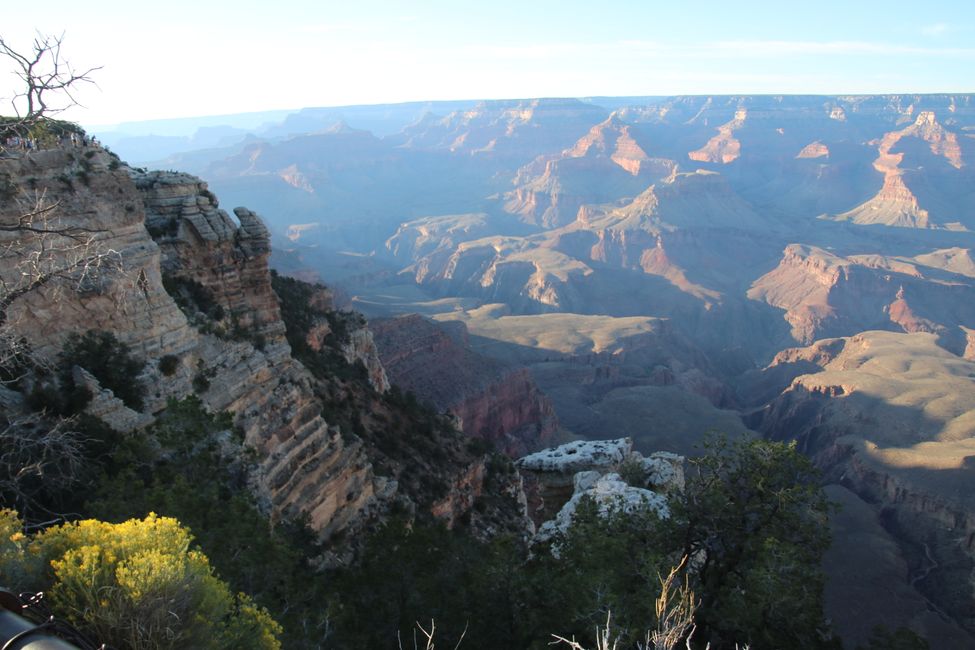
left=193, top=373, right=211, bottom=393
left=162, top=274, right=225, bottom=322
left=25, top=379, right=91, bottom=415
left=159, top=354, right=180, bottom=376
left=60, top=330, right=146, bottom=410
left=617, top=455, right=646, bottom=487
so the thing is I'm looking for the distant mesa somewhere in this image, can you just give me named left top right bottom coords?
left=796, top=141, right=830, bottom=159
left=832, top=110, right=965, bottom=228
left=286, top=223, right=319, bottom=241
left=566, top=114, right=652, bottom=175
left=688, top=107, right=747, bottom=164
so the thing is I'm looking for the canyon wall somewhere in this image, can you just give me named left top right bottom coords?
left=369, top=314, right=558, bottom=455
left=0, top=146, right=527, bottom=549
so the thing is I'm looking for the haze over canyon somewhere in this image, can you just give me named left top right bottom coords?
left=92, top=93, right=975, bottom=645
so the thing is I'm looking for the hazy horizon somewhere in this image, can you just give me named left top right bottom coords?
left=4, top=0, right=974, bottom=126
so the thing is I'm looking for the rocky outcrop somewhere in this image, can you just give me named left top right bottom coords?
left=500, top=115, right=677, bottom=228
left=0, top=148, right=197, bottom=362
left=796, top=141, right=830, bottom=159
left=518, top=438, right=633, bottom=474
left=688, top=107, right=747, bottom=163
left=516, top=438, right=682, bottom=540
left=370, top=314, right=557, bottom=454
left=339, top=326, right=391, bottom=393
left=749, top=245, right=975, bottom=345
left=134, top=171, right=286, bottom=344
left=565, top=115, right=653, bottom=175
left=516, top=438, right=683, bottom=529
left=963, top=327, right=975, bottom=361
left=535, top=472, right=667, bottom=547
left=0, top=149, right=389, bottom=546
left=835, top=110, right=963, bottom=228
left=72, top=366, right=154, bottom=433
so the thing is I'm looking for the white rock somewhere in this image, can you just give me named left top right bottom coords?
left=517, top=438, right=632, bottom=473
left=573, top=470, right=601, bottom=492
left=536, top=471, right=669, bottom=545
left=642, top=451, right=685, bottom=491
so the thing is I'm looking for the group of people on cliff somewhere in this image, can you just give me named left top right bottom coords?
left=2, top=131, right=98, bottom=153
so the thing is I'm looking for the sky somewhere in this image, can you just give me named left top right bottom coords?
left=2, top=0, right=974, bottom=127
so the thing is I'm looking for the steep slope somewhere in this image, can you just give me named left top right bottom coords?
left=749, top=331, right=975, bottom=638
left=835, top=110, right=971, bottom=228
left=0, top=149, right=390, bottom=541
left=503, top=115, right=676, bottom=227
left=749, top=244, right=975, bottom=346
left=0, top=146, right=526, bottom=549
left=432, top=306, right=741, bottom=454
left=369, top=314, right=558, bottom=455
left=688, top=107, right=748, bottom=164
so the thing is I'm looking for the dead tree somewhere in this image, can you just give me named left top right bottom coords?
left=0, top=411, right=86, bottom=515
left=0, top=32, right=100, bottom=146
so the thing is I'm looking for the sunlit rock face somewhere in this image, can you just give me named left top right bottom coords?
left=746, top=331, right=975, bottom=633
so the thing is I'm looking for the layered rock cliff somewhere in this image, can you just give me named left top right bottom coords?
left=0, top=145, right=526, bottom=552
left=0, top=149, right=388, bottom=542
left=749, top=244, right=975, bottom=346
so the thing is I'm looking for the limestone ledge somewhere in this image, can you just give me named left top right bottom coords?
left=517, top=438, right=684, bottom=531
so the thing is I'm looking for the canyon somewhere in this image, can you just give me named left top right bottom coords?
left=3, top=92, right=972, bottom=646
left=0, top=146, right=532, bottom=560
left=112, top=93, right=975, bottom=646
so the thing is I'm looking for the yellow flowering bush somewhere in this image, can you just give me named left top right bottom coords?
left=0, top=510, right=281, bottom=650
left=0, top=508, right=31, bottom=585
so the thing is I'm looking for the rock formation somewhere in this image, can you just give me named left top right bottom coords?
left=113, top=93, right=975, bottom=642
left=516, top=438, right=682, bottom=538
left=688, top=107, right=747, bottom=164
left=749, top=244, right=975, bottom=346
left=0, top=146, right=522, bottom=554
left=369, top=314, right=557, bottom=455
left=835, top=110, right=966, bottom=228
left=747, top=331, right=975, bottom=636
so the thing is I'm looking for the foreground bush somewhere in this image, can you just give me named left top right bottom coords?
left=0, top=509, right=281, bottom=650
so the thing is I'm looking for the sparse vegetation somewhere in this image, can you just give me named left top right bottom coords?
left=60, top=329, right=146, bottom=410
left=192, top=360, right=215, bottom=393
left=158, top=353, right=180, bottom=376
left=162, top=273, right=225, bottom=322
left=323, top=436, right=838, bottom=650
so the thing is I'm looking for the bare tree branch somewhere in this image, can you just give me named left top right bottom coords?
left=0, top=411, right=86, bottom=512
left=0, top=31, right=100, bottom=146
left=0, top=191, right=123, bottom=386
left=1, top=32, right=102, bottom=117
left=0, top=192, right=122, bottom=328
